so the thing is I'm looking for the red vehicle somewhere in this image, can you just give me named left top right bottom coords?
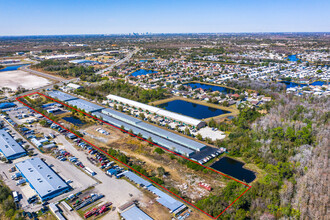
left=99, top=206, right=107, bottom=214
left=199, top=182, right=212, bottom=191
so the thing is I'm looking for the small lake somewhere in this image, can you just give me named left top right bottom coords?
left=310, top=81, right=327, bottom=86
left=0, top=64, right=27, bottom=72
left=62, top=117, right=85, bottom=126
left=185, top=83, right=235, bottom=94
left=281, top=80, right=327, bottom=88
left=131, top=69, right=158, bottom=76
left=287, top=55, right=299, bottom=62
left=281, top=81, right=308, bottom=88
left=210, top=157, right=256, bottom=183
left=157, top=99, right=230, bottom=119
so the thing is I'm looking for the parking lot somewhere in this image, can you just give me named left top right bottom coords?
left=1, top=104, right=173, bottom=219
left=0, top=117, right=97, bottom=213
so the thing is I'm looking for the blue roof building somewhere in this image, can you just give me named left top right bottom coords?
left=15, top=157, right=71, bottom=201
left=0, top=129, right=27, bottom=160
left=0, top=102, right=16, bottom=109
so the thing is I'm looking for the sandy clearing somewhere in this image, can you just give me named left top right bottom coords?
left=0, top=70, right=51, bottom=90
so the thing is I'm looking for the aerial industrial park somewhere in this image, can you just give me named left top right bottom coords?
left=0, top=0, right=329, bottom=220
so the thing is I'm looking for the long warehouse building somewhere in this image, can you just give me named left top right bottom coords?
left=106, top=94, right=206, bottom=128
left=47, top=90, right=217, bottom=159
left=0, top=129, right=27, bottom=160
left=16, top=157, right=71, bottom=201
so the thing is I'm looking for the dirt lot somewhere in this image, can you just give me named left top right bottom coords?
left=80, top=122, right=227, bottom=202
left=0, top=70, right=51, bottom=90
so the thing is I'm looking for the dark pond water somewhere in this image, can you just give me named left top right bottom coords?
left=185, top=83, right=235, bottom=94
left=131, top=69, right=158, bottom=76
left=62, top=117, right=85, bottom=126
left=210, top=156, right=256, bottom=183
left=157, top=99, right=230, bottom=119
left=0, top=64, right=27, bottom=72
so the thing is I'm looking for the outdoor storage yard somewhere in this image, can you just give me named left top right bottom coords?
left=0, top=70, right=51, bottom=90
left=80, top=123, right=226, bottom=200
left=14, top=91, right=252, bottom=220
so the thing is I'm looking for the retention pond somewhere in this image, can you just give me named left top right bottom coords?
left=157, top=99, right=230, bottom=119
left=185, top=82, right=235, bottom=94
left=210, top=156, right=256, bottom=183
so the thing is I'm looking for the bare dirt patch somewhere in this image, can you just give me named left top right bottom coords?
left=0, top=70, right=51, bottom=90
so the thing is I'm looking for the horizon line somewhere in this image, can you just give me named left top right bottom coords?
left=0, top=32, right=329, bottom=38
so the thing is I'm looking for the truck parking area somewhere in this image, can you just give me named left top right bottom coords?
left=1, top=103, right=172, bottom=219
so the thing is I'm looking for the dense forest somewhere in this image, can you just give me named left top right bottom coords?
left=32, top=60, right=103, bottom=82
left=74, top=80, right=169, bottom=103
left=197, top=95, right=329, bottom=219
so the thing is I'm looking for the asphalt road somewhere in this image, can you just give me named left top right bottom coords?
left=20, top=65, right=65, bottom=82
left=96, top=48, right=139, bottom=75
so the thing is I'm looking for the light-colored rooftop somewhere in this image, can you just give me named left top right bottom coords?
left=0, top=129, right=26, bottom=159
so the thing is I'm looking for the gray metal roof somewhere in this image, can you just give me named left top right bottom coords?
left=121, top=170, right=184, bottom=215
left=0, top=129, right=26, bottom=159
left=136, top=121, right=206, bottom=151
left=47, top=90, right=78, bottom=102
left=147, top=186, right=184, bottom=213
left=101, top=108, right=206, bottom=152
left=122, top=171, right=152, bottom=188
left=102, top=108, right=141, bottom=124
left=15, top=157, right=70, bottom=200
left=93, top=112, right=195, bottom=156
left=107, top=94, right=205, bottom=127
left=67, top=99, right=105, bottom=113
left=121, top=205, right=153, bottom=220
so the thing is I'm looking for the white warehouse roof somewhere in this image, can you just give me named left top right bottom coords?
left=106, top=94, right=206, bottom=128
left=15, top=157, right=70, bottom=201
left=0, top=129, right=27, bottom=160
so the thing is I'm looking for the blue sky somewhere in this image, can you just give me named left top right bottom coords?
left=0, top=0, right=329, bottom=36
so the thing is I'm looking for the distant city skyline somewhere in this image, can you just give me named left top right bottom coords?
left=0, top=0, right=329, bottom=36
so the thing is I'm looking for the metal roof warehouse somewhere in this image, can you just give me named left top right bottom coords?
left=48, top=90, right=78, bottom=102
left=122, top=171, right=185, bottom=213
left=67, top=99, right=105, bottom=113
left=15, top=157, right=71, bottom=201
left=120, top=204, right=154, bottom=220
left=0, top=129, right=27, bottom=160
left=107, top=94, right=206, bottom=128
left=93, top=112, right=195, bottom=156
left=47, top=91, right=213, bottom=158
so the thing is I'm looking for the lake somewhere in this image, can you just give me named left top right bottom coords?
left=281, top=80, right=327, bottom=88
left=185, top=82, right=235, bottom=94
left=310, top=81, right=327, bottom=86
left=287, top=55, right=299, bottom=62
left=62, top=117, right=85, bottom=126
left=281, top=81, right=308, bottom=88
left=131, top=69, right=158, bottom=76
left=157, top=99, right=230, bottom=119
left=0, top=64, right=27, bottom=72
left=210, top=157, right=256, bottom=183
